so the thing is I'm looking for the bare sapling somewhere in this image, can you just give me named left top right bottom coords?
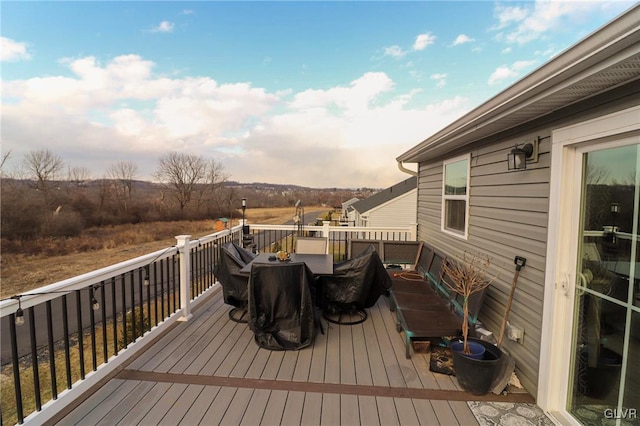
left=442, top=252, right=494, bottom=354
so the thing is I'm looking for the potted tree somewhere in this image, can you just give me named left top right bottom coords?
left=442, top=252, right=502, bottom=395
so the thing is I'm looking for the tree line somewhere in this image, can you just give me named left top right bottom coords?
left=0, top=149, right=367, bottom=240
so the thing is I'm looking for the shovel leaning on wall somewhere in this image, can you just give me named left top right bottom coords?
left=490, top=256, right=526, bottom=394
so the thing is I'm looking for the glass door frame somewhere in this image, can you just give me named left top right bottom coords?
left=539, top=105, right=640, bottom=425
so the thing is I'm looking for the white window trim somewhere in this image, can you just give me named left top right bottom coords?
left=441, top=153, right=470, bottom=240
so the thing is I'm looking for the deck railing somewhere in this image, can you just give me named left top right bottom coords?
left=0, top=222, right=415, bottom=424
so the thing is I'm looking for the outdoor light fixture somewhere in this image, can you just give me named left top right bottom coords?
left=143, top=265, right=150, bottom=286
left=507, top=138, right=540, bottom=171
left=13, top=296, right=24, bottom=326
left=507, top=143, right=534, bottom=171
left=91, top=290, right=100, bottom=311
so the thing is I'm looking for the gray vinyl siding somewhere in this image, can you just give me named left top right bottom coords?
left=417, top=133, right=551, bottom=396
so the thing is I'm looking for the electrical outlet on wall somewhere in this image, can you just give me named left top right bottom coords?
left=506, top=321, right=524, bottom=343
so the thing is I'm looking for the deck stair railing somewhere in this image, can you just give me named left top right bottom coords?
left=0, top=222, right=414, bottom=424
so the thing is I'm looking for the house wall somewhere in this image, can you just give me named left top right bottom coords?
left=414, top=82, right=640, bottom=397
left=363, top=189, right=417, bottom=228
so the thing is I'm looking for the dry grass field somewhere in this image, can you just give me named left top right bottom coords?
left=1, top=206, right=327, bottom=298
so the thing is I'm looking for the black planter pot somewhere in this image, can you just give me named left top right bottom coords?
left=451, top=337, right=503, bottom=395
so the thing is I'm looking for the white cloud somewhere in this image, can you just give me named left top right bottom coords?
left=413, top=33, right=436, bottom=51
left=488, top=60, right=536, bottom=85
left=493, top=1, right=615, bottom=45
left=1, top=37, right=31, bottom=61
left=182, top=9, right=194, bottom=15
left=383, top=45, right=406, bottom=59
left=151, top=21, right=175, bottom=33
left=1, top=53, right=472, bottom=187
left=502, top=47, right=512, bottom=54
left=430, top=73, right=447, bottom=88
left=452, top=34, right=474, bottom=46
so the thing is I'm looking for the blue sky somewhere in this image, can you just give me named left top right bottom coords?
left=1, top=1, right=635, bottom=188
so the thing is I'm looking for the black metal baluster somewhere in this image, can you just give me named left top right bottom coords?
left=100, top=282, right=108, bottom=363
left=120, top=274, right=127, bottom=348
left=27, top=307, right=42, bottom=411
left=146, top=268, right=152, bottom=330
left=111, top=277, right=118, bottom=355
left=89, top=288, right=97, bottom=371
left=75, top=290, right=85, bottom=380
left=9, top=312, right=24, bottom=424
left=129, top=272, right=136, bottom=342
left=61, top=295, right=72, bottom=389
left=138, top=268, right=145, bottom=338
left=153, top=263, right=159, bottom=325
left=171, top=255, right=177, bottom=312
left=160, top=259, right=165, bottom=320
left=45, top=301, right=57, bottom=400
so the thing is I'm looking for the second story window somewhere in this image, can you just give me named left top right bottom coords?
left=442, top=154, right=470, bottom=239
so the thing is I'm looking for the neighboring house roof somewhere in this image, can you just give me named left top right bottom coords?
left=397, top=4, right=640, bottom=164
left=352, top=177, right=417, bottom=214
left=342, top=198, right=360, bottom=209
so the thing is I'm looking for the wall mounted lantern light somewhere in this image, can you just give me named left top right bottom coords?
left=507, top=139, right=538, bottom=171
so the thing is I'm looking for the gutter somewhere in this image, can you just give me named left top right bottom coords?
left=397, top=160, right=418, bottom=176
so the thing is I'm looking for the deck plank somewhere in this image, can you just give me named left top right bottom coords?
left=280, top=391, right=305, bottom=425
left=137, top=383, right=189, bottom=425
left=301, top=392, right=322, bottom=425
left=110, top=381, right=172, bottom=425
left=369, top=303, right=407, bottom=387
left=324, top=323, right=341, bottom=383
left=352, top=321, right=374, bottom=386
left=395, top=397, right=420, bottom=426
left=198, top=320, right=246, bottom=375
left=449, top=401, right=480, bottom=425
left=341, top=394, right=360, bottom=425
left=359, top=395, right=381, bottom=426
left=308, top=322, right=328, bottom=383
left=339, top=323, right=357, bottom=385
left=178, top=385, right=221, bottom=425
left=239, top=388, right=270, bottom=426
left=200, top=386, right=237, bottom=426
left=276, top=350, right=299, bottom=381
left=292, top=338, right=313, bottom=382
left=431, top=399, right=460, bottom=425
left=229, top=331, right=260, bottom=378
left=261, top=350, right=285, bottom=380
left=139, top=295, right=227, bottom=372
left=412, top=399, right=440, bottom=425
left=214, top=325, right=253, bottom=377
left=91, top=381, right=153, bottom=425
left=60, top=378, right=131, bottom=425
left=220, top=387, right=254, bottom=425
left=376, top=396, right=400, bottom=426
left=158, top=384, right=205, bottom=426
left=362, top=306, right=390, bottom=387
left=245, top=346, right=270, bottom=379
left=174, top=313, right=237, bottom=374
left=259, top=390, right=288, bottom=425
left=321, top=393, right=341, bottom=425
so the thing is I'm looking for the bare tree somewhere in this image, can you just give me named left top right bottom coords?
left=154, top=152, right=207, bottom=212
left=67, top=166, right=92, bottom=187
left=0, top=150, right=12, bottom=176
left=195, top=159, right=230, bottom=213
left=108, top=160, right=138, bottom=212
left=23, top=149, right=64, bottom=204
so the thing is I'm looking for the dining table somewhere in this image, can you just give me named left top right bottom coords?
left=240, top=253, right=334, bottom=276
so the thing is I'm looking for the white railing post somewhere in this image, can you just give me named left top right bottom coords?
left=175, top=235, right=193, bottom=321
left=410, top=223, right=418, bottom=241
left=322, top=221, right=331, bottom=238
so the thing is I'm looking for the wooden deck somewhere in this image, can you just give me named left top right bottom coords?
left=53, top=288, right=534, bottom=425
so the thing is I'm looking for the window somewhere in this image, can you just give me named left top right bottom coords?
left=442, top=155, right=470, bottom=238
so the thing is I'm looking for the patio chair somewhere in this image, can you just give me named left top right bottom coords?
left=295, top=236, right=328, bottom=254
left=213, top=242, right=256, bottom=323
left=318, top=245, right=392, bottom=325
left=247, top=262, right=317, bottom=350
